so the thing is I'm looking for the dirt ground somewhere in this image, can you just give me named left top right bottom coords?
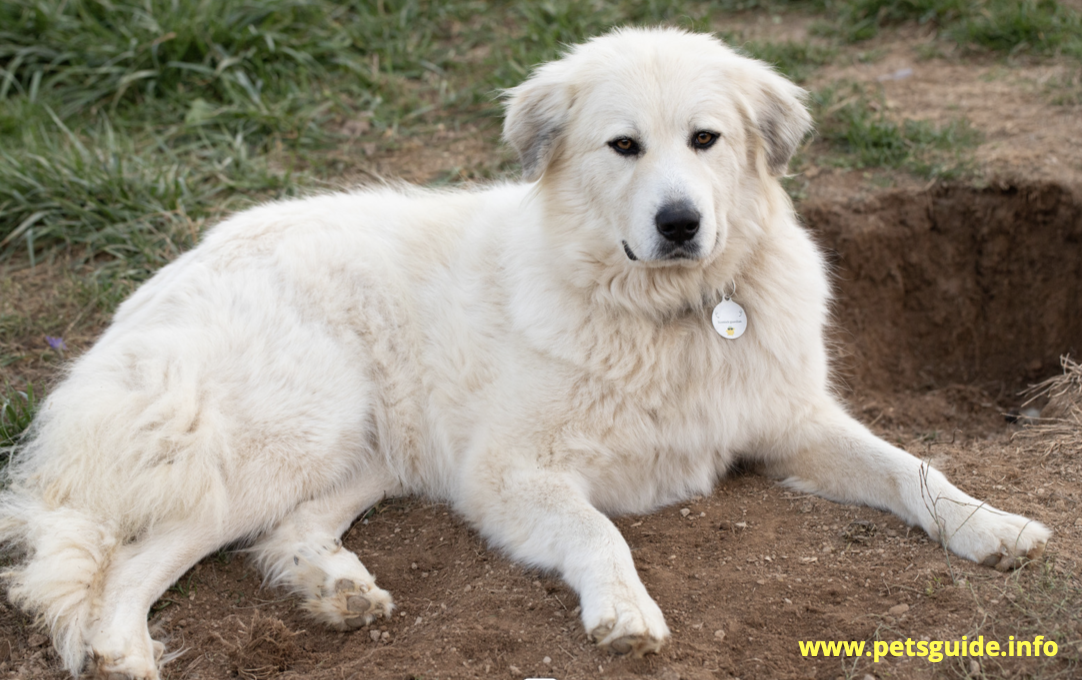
left=2, top=18, right=1082, bottom=680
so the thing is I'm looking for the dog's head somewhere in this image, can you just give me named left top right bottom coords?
left=503, top=28, right=811, bottom=300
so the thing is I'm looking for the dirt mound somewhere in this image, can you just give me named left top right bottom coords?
left=804, top=182, right=1082, bottom=394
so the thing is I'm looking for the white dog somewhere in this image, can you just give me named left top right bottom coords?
left=0, top=28, right=1049, bottom=679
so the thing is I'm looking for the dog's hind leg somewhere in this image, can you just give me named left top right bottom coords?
left=763, top=401, right=1051, bottom=570
left=86, top=520, right=227, bottom=680
left=248, top=468, right=397, bottom=630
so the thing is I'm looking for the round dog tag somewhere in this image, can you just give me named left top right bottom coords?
left=711, top=299, right=747, bottom=339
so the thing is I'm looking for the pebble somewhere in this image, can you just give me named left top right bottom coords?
left=464, top=584, right=472, bottom=592
left=714, top=629, right=726, bottom=641
left=542, top=656, right=551, bottom=665
left=680, top=508, right=691, bottom=517
left=888, top=603, right=910, bottom=616
left=969, top=660, right=981, bottom=674
left=369, top=629, right=381, bottom=642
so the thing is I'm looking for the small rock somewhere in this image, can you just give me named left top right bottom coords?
left=680, top=508, right=691, bottom=517
left=464, top=584, right=472, bottom=592
left=718, top=520, right=731, bottom=531
left=509, top=665, right=521, bottom=675
left=369, top=629, right=381, bottom=642
left=888, top=604, right=910, bottom=616
left=542, top=656, right=552, bottom=665
left=969, top=660, right=980, bottom=674
left=714, top=629, right=726, bottom=641
left=380, top=631, right=390, bottom=642
left=411, top=562, right=418, bottom=570
left=27, top=634, right=47, bottom=649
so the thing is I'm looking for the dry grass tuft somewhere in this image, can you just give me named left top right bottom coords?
left=224, top=612, right=301, bottom=680
left=1018, top=355, right=1082, bottom=445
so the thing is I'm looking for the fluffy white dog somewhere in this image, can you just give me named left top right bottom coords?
left=0, top=28, right=1049, bottom=679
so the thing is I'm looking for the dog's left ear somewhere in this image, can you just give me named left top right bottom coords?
left=502, top=62, right=574, bottom=182
left=739, top=65, right=813, bottom=176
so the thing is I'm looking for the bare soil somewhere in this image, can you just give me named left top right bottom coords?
left=3, top=21, right=1082, bottom=680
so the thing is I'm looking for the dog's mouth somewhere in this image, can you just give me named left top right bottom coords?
left=622, top=239, right=704, bottom=264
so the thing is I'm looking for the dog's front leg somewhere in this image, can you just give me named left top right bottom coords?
left=459, top=464, right=669, bottom=655
left=763, top=401, right=1050, bottom=570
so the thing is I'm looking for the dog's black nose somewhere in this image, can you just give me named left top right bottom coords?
left=655, top=204, right=700, bottom=244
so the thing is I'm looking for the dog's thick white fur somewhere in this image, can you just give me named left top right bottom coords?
left=0, top=28, right=1050, bottom=678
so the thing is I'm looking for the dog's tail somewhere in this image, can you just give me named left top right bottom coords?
left=0, top=488, right=118, bottom=674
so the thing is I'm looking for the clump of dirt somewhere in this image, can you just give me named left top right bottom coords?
left=804, top=182, right=1082, bottom=394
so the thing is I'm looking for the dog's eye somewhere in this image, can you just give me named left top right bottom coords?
left=608, top=137, right=641, bottom=156
left=691, top=131, right=718, bottom=150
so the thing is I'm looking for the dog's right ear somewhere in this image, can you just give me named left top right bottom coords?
left=502, top=63, right=574, bottom=182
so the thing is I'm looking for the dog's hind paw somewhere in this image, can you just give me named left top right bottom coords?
left=303, top=577, right=394, bottom=630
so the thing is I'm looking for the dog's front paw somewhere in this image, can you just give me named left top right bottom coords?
left=583, top=588, right=669, bottom=656
left=302, top=577, right=395, bottom=630
left=945, top=508, right=1051, bottom=571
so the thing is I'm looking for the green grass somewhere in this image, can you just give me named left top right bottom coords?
left=0, top=112, right=293, bottom=281
left=0, top=383, right=37, bottom=467
left=811, top=85, right=981, bottom=179
left=817, top=0, right=1082, bottom=58
left=739, top=39, right=837, bottom=83
left=953, top=0, right=1082, bottom=58
left=821, top=0, right=971, bottom=42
